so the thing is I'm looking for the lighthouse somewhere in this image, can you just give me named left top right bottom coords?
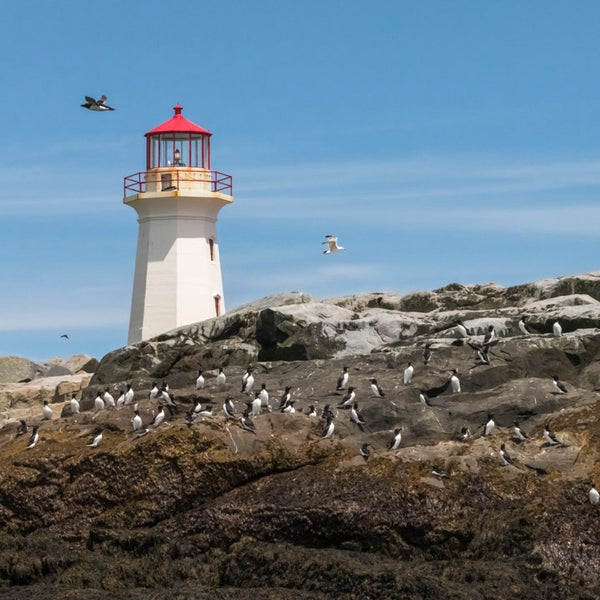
left=123, top=105, right=233, bottom=344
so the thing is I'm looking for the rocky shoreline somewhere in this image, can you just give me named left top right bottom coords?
left=1, top=272, right=600, bottom=598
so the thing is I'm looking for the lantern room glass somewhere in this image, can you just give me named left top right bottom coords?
left=147, top=133, right=210, bottom=170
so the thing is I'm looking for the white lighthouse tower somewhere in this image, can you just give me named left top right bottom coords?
left=123, top=104, right=233, bottom=344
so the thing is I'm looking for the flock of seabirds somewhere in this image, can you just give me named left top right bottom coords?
left=9, top=312, right=600, bottom=507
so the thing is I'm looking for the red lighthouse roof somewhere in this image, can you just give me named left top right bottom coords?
left=145, top=104, right=212, bottom=137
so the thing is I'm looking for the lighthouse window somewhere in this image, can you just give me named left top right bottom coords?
left=214, top=295, right=221, bottom=317
left=209, top=238, right=215, bottom=261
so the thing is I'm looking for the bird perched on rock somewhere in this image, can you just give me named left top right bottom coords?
left=251, top=393, right=262, bottom=416
left=281, top=400, right=296, bottom=414
left=403, top=362, right=414, bottom=385
left=321, top=404, right=334, bottom=421
left=70, top=394, right=80, bottom=416
left=419, top=390, right=432, bottom=407
left=543, top=424, right=560, bottom=446
left=338, top=387, right=356, bottom=408
left=322, top=234, right=345, bottom=254
left=132, top=410, right=143, bottom=432
left=468, top=341, right=490, bottom=365
left=240, top=410, right=256, bottom=433
left=159, top=387, right=177, bottom=415
left=450, top=369, right=461, bottom=393
left=116, top=390, right=126, bottom=408
left=16, top=419, right=28, bottom=436
left=499, top=443, right=515, bottom=466
left=432, top=467, right=449, bottom=479
left=553, top=319, right=562, bottom=337
left=360, top=443, right=372, bottom=462
left=81, top=95, right=115, bottom=111
left=518, top=316, right=530, bottom=336
left=482, top=325, right=495, bottom=346
left=216, top=367, right=227, bottom=387
left=306, top=405, right=317, bottom=417
left=152, top=407, right=165, bottom=428
left=456, top=319, right=471, bottom=338
left=350, top=402, right=367, bottom=432
left=322, top=416, right=335, bottom=439
left=590, top=484, right=600, bottom=505
left=241, top=367, right=254, bottom=394
left=94, top=393, right=105, bottom=411
left=483, top=413, right=495, bottom=436
left=195, top=370, right=205, bottom=390
left=459, top=426, right=471, bottom=441
left=278, top=386, right=292, bottom=410
left=26, top=426, right=39, bottom=449
left=102, top=388, right=115, bottom=408
left=336, top=366, right=349, bottom=391
left=87, top=428, right=103, bottom=448
left=223, top=397, right=235, bottom=419
left=124, top=384, right=134, bottom=406
left=369, top=378, right=385, bottom=398
left=423, top=343, right=432, bottom=366
left=513, top=420, right=528, bottom=443
left=552, top=375, right=568, bottom=394
left=258, top=383, right=269, bottom=409
left=149, top=383, right=159, bottom=399
left=388, top=427, right=402, bottom=450
left=42, top=400, right=52, bottom=420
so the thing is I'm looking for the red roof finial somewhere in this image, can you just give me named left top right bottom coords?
left=173, top=104, right=183, bottom=116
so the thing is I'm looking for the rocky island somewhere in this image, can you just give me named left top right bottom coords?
left=1, top=272, right=600, bottom=599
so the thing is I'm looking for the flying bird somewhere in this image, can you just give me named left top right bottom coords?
left=60, top=334, right=69, bottom=339
left=81, top=95, right=115, bottom=111
left=322, top=234, right=345, bottom=254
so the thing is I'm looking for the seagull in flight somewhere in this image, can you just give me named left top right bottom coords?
left=81, top=95, right=115, bottom=111
left=322, top=235, right=345, bottom=254
left=60, top=334, right=69, bottom=339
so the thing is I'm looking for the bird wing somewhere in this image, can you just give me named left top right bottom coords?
left=98, top=95, right=108, bottom=104
left=85, top=96, right=97, bottom=105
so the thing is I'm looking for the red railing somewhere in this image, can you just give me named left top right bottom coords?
left=124, top=170, right=232, bottom=196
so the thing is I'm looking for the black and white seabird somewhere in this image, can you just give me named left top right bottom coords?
left=322, top=234, right=345, bottom=254
left=223, top=397, right=236, bottom=419
left=321, top=404, right=334, bottom=421
left=87, top=429, right=103, bottom=448
left=195, top=370, right=205, bottom=390
left=388, top=427, right=402, bottom=450
left=369, top=378, right=385, bottom=398
left=124, top=384, right=134, bottom=405
left=116, top=390, right=126, bottom=407
left=338, top=387, right=356, bottom=408
left=282, top=400, right=296, bottom=414
left=553, top=319, right=562, bottom=337
left=513, top=420, right=528, bottom=442
left=149, top=383, right=159, bottom=399
left=278, top=386, right=292, bottom=410
left=423, top=343, right=432, bottom=366
left=216, top=367, right=227, bottom=387
left=403, top=362, right=414, bottom=385
left=456, top=319, right=471, bottom=338
left=42, top=400, right=52, bottom=420
left=350, top=402, right=367, bottom=432
left=16, top=419, right=28, bottom=436
left=459, top=426, right=471, bottom=441
left=483, top=413, right=495, bottom=436
left=240, top=410, right=256, bottom=433
left=518, top=316, right=530, bottom=336
left=432, top=467, right=449, bottom=479
left=322, top=416, right=335, bottom=439
left=102, top=388, right=115, bottom=408
left=336, top=366, right=349, bottom=391
left=482, top=325, right=495, bottom=346
left=360, top=443, right=372, bottom=462
left=258, top=383, right=269, bottom=408
left=468, top=341, right=490, bottom=365
left=450, top=369, right=461, bottom=393
left=306, top=405, right=317, bottom=417
left=94, top=393, right=105, bottom=411
left=589, top=484, right=600, bottom=505
left=418, top=390, right=432, bottom=407
left=26, top=426, right=39, bottom=449
left=159, top=387, right=177, bottom=415
left=152, top=407, right=165, bottom=428
left=81, top=95, right=115, bottom=111
left=60, top=333, right=69, bottom=339
left=543, top=424, right=560, bottom=446
left=499, top=443, right=515, bottom=466
left=251, top=393, right=262, bottom=416
left=552, top=375, right=568, bottom=394
left=241, top=367, right=254, bottom=394
left=132, top=410, right=143, bottom=432
left=70, top=394, right=80, bottom=415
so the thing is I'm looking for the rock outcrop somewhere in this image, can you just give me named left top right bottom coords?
left=1, top=273, right=600, bottom=599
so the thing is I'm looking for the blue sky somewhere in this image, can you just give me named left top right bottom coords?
left=1, top=1, right=600, bottom=361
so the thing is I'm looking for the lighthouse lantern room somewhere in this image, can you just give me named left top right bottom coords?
left=124, top=105, right=233, bottom=344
